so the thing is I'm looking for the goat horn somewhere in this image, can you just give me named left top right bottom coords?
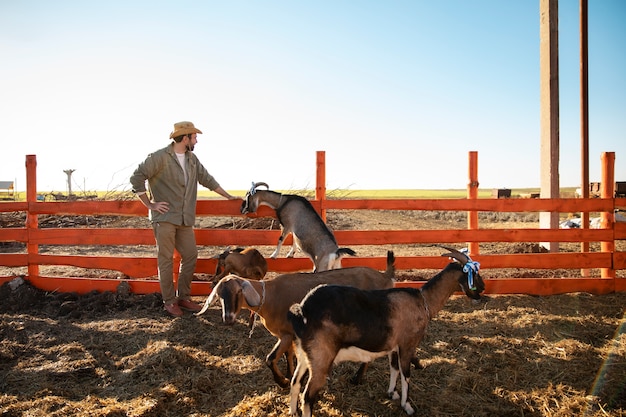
left=253, top=182, right=269, bottom=190
left=439, top=245, right=470, bottom=265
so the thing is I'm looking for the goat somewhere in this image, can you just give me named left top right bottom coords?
left=240, top=182, right=356, bottom=272
left=196, top=251, right=396, bottom=388
left=287, top=247, right=485, bottom=416
left=213, top=246, right=268, bottom=282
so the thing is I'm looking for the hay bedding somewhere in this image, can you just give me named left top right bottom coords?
left=0, top=280, right=624, bottom=417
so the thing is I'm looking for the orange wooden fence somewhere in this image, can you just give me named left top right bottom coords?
left=0, top=152, right=624, bottom=296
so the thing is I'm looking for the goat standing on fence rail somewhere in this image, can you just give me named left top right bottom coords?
left=240, top=182, right=355, bottom=272
left=130, top=121, right=239, bottom=318
left=287, top=247, right=485, bottom=416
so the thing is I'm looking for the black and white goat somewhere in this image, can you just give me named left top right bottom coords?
left=287, top=247, right=485, bottom=416
left=240, top=182, right=355, bottom=272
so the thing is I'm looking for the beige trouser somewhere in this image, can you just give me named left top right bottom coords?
left=152, top=221, right=198, bottom=305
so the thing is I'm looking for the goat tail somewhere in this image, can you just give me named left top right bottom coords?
left=287, top=303, right=307, bottom=338
left=337, top=247, right=357, bottom=257
left=384, top=250, right=396, bottom=280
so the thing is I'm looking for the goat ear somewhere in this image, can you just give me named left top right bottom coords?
left=241, top=280, right=261, bottom=307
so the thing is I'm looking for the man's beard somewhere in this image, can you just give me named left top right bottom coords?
left=186, top=144, right=194, bottom=151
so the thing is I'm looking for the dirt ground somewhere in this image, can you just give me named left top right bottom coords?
left=0, top=210, right=625, bottom=416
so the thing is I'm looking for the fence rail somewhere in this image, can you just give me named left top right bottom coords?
left=0, top=152, right=624, bottom=296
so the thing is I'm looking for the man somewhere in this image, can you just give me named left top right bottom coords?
left=130, top=121, right=238, bottom=317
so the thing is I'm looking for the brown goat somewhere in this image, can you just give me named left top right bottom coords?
left=196, top=251, right=395, bottom=388
left=213, top=247, right=268, bottom=282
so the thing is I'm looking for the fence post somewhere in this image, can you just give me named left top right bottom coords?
left=467, top=151, right=479, bottom=255
left=600, top=152, right=615, bottom=279
left=316, top=151, right=326, bottom=222
left=25, top=155, right=40, bottom=279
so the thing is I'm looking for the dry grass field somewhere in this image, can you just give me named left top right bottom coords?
left=1, top=210, right=625, bottom=416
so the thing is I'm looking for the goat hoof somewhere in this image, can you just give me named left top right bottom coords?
left=403, top=402, right=415, bottom=415
left=275, top=378, right=290, bottom=389
left=389, top=390, right=400, bottom=400
left=349, top=372, right=365, bottom=385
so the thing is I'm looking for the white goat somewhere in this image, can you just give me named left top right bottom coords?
left=240, top=182, right=355, bottom=272
left=287, top=247, right=485, bottom=416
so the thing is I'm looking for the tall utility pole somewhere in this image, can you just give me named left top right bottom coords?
left=64, top=169, right=75, bottom=195
left=539, top=0, right=560, bottom=252
left=579, top=0, right=590, bottom=276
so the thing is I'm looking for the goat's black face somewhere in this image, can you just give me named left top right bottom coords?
left=459, top=271, right=485, bottom=300
left=240, top=192, right=259, bottom=214
left=240, top=194, right=251, bottom=214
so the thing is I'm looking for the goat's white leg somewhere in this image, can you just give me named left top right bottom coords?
left=396, top=350, right=415, bottom=415
left=286, top=238, right=302, bottom=258
left=289, top=349, right=308, bottom=416
left=387, top=352, right=400, bottom=400
left=399, top=373, right=414, bottom=415
left=288, top=367, right=302, bottom=415
left=270, top=228, right=290, bottom=259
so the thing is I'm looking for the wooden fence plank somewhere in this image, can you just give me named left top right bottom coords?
left=0, top=276, right=619, bottom=296
left=322, top=198, right=614, bottom=212
left=0, top=228, right=27, bottom=242
left=15, top=197, right=617, bottom=217
left=28, top=254, right=157, bottom=278
left=28, top=229, right=156, bottom=245
left=22, top=227, right=616, bottom=247
left=5, top=251, right=615, bottom=280
left=0, top=254, right=28, bottom=267
left=0, top=202, right=27, bottom=212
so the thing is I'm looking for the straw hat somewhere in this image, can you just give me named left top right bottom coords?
left=169, top=121, right=202, bottom=139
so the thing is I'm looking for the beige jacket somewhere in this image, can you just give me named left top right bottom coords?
left=130, top=144, right=220, bottom=226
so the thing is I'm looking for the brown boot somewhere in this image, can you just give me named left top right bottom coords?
left=164, top=303, right=183, bottom=317
left=178, top=299, right=202, bottom=312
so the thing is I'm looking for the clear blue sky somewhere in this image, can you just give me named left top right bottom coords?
left=1, top=1, right=624, bottom=193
